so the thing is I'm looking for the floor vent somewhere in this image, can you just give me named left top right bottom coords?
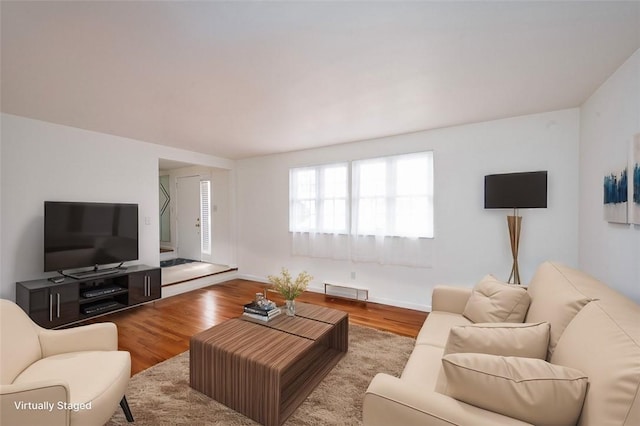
left=324, top=282, right=369, bottom=301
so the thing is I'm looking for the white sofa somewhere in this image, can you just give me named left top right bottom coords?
left=0, top=299, right=132, bottom=426
left=363, top=262, right=640, bottom=426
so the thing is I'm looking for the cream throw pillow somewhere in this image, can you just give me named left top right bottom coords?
left=443, top=322, right=550, bottom=359
left=435, top=321, right=550, bottom=394
left=462, top=275, right=530, bottom=323
left=442, top=353, right=588, bottom=426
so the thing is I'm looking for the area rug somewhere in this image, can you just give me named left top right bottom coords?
left=107, top=324, right=414, bottom=425
left=160, top=258, right=198, bottom=268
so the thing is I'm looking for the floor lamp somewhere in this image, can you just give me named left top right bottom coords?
left=506, top=209, right=522, bottom=284
left=484, top=171, right=548, bottom=284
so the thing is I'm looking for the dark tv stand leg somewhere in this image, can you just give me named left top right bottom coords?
left=120, top=395, right=134, bottom=422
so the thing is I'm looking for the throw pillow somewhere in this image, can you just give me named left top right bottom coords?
left=443, top=322, right=550, bottom=359
left=442, top=353, right=588, bottom=426
left=435, top=321, right=550, bottom=394
left=462, top=275, right=530, bottom=323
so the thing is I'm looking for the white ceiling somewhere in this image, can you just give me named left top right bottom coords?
left=1, top=1, right=639, bottom=160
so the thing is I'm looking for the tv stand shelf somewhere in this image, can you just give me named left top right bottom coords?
left=16, top=265, right=161, bottom=329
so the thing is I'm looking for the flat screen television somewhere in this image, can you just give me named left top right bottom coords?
left=44, top=201, right=139, bottom=272
left=484, top=171, right=548, bottom=209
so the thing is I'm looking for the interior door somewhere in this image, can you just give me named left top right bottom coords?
left=177, top=175, right=201, bottom=261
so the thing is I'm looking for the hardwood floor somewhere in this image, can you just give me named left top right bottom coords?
left=92, top=279, right=428, bottom=375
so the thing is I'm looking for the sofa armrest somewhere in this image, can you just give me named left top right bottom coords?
left=363, top=373, right=532, bottom=426
left=431, top=286, right=472, bottom=314
left=39, top=323, right=118, bottom=357
left=1, top=380, right=70, bottom=426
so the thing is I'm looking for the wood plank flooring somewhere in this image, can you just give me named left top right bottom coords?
left=91, top=279, right=428, bottom=375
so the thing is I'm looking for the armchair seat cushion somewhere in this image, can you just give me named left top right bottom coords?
left=13, top=351, right=130, bottom=425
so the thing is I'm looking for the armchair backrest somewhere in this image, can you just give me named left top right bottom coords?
left=0, top=299, right=43, bottom=384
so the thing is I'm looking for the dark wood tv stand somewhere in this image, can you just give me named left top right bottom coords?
left=16, top=264, right=161, bottom=329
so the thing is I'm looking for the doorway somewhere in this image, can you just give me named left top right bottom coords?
left=158, top=159, right=235, bottom=286
left=176, top=175, right=203, bottom=261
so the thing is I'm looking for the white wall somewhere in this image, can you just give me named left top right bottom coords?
left=236, top=109, right=580, bottom=311
left=210, top=168, right=236, bottom=266
left=579, top=49, right=640, bottom=303
left=0, top=113, right=233, bottom=300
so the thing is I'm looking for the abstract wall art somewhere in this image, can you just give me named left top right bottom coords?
left=603, top=166, right=628, bottom=223
left=631, top=135, right=640, bottom=225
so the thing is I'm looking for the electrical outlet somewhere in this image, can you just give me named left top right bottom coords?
left=350, top=271, right=356, bottom=280
left=144, top=216, right=151, bottom=225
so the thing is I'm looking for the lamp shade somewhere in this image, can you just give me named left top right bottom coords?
left=484, top=171, right=548, bottom=209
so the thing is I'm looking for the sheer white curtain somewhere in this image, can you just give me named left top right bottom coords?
left=290, top=164, right=349, bottom=259
left=289, top=152, right=434, bottom=267
left=351, top=152, right=434, bottom=267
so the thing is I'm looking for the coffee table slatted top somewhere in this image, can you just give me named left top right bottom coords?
left=193, top=318, right=321, bottom=367
left=292, top=303, right=348, bottom=324
left=190, top=302, right=348, bottom=426
left=241, top=311, right=335, bottom=340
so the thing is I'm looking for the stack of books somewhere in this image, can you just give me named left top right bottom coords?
left=242, top=301, right=281, bottom=322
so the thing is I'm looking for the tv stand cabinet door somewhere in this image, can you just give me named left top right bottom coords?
left=28, top=283, right=79, bottom=328
left=147, top=269, right=161, bottom=300
left=128, top=269, right=161, bottom=305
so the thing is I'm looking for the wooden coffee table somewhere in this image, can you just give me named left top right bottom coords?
left=190, top=303, right=348, bottom=426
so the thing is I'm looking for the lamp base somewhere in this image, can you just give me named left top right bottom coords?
left=507, top=214, right=522, bottom=284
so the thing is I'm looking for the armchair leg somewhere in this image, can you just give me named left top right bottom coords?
left=120, top=396, right=134, bottom=422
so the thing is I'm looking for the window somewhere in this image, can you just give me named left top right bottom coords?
left=352, top=152, right=433, bottom=238
left=200, top=180, right=211, bottom=255
left=290, top=152, right=433, bottom=238
left=289, top=152, right=434, bottom=267
left=289, top=163, right=348, bottom=233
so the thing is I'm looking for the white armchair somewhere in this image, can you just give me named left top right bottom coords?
left=0, top=299, right=132, bottom=425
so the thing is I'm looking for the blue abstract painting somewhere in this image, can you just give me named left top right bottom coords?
left=631, top=136, right=640, bottom=224
left=634, top=164, right=640, bottom=204
left=604, top=167, right=628, bottom=223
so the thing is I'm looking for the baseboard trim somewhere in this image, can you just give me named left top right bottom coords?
left=236, top=273, right=430, bottom=312
left=367, top=296, right=431, bottom=313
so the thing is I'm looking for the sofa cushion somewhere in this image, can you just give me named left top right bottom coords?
left=400, top=343, right=445, bottom=390
left=525, top=262, right=593, bottom=359
left=416, top=311, right=472, bottom=347
left=462, top=275, right=530, bottom=323
left=443, top=322, right=550, bottom=359
left=550, top=302, right=640, bottom=426
left=442, top=353, right=588, bottom=426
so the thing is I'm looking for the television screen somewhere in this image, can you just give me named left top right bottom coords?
left=484, top=171, right=548, bottom=209
left=44, top=201, right=139, bottom=272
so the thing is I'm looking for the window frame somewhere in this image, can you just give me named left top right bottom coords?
left=200, top=180, right=212, bottom=255
left=289, top=162, right=350, bottom=234
left=289, top=151, right=434, bottom=239
left=351, top=151, right=434, bottom=239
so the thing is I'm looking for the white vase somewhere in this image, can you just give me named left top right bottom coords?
left=285, top=299, right=296, bottom=316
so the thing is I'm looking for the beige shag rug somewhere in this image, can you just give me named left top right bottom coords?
left=107, top=324, right=414, bottom=425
